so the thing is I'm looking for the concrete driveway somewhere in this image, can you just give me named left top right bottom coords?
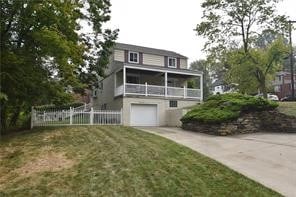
left=137, top=127, right=296, bottom=197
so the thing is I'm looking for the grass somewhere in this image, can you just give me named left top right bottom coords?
left=278, top=102, right=296, bottom=117
left=0, top=126, right=281, bottom=196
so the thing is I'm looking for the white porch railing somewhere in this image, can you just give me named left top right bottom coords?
left=31, top=107, right=122, bottom=128
left=186, top=88, right=201, bottom=98
left=115, top=83, right=201, bottom=99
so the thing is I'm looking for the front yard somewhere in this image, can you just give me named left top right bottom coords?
left=278, top=102, right=296, bottom=117
left=0, top=126, right=280, bottom=196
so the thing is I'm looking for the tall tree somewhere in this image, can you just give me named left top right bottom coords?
left=196, top=0, right=288, bottom=54
left=195, top=0, right=289, bottom=98
left=0, top=0, right=118, bottom=132
left=226, top=38, right=289, bottom=97
left=190, top=60, right=211, bottom=99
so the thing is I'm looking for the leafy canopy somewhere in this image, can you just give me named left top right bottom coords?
left=196, top=0, right=288, bottom=54
left=226, top=38, right=289, bottom=96
left=0, top=0, right=118, bottom=131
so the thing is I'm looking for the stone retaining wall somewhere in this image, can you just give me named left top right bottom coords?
left=182, top=110, right=296, bottom=136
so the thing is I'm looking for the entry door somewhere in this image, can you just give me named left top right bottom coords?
left=130, top=104, right=158, bottom=126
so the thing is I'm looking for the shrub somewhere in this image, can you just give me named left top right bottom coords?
left=181, top=93, right=278, bottom=124
left=34, top=102, right=84, bottom=110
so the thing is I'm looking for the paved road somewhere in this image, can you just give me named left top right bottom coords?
left=137, top=127, right=296, bottom=197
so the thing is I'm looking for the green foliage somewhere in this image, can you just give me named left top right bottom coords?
left=195, top=0, right=289, bottom=98
left=181, top=93, right=278, bottom=124
left=0, top=126, right=281, bottom=196
left=34, top=102, right=84, bottom=110
left=0, top=0, right=118, bottom=132
left=226, top=38, right=289, bottom=96
left=190, top=60, right=211, bottom=99
left=196, top=0, right=288, bottom=54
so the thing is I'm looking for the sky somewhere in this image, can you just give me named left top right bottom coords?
left=104, top=0, right=296, bottom=64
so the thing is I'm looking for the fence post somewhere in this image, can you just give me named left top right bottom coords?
left=43, top=111, right=46, bottom=122
left=84, top=103, right=86, bottom=111
left=120, top=108, right=123, bottom=125
left=183, top=86, right=186, bottom=98
left=70, top=107, right=73, bottom=125
left=90, top=107, right=94, bottom=125
left=145, top=82, right=148, bottom=96
left=31, top=106, right=34, bottom=129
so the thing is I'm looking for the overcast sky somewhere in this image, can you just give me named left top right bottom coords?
left=105, top=0, right=296, bottom=64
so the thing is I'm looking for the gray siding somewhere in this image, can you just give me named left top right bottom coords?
left=93, top=73, right=123, bottom=110
left=114, top=49, right=124, bottom=62
left=143, top=53, right=164, bottom=67
left=180, top=58, right=187, bottom=69
left=113, top=48, right=188, bottom=69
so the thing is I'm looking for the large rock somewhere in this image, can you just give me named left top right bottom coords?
left=182, top=110, right=296, bottom=136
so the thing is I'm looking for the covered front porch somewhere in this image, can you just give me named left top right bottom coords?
left=114, top=65, right=203, bottom=100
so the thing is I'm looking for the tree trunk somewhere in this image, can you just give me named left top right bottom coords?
left=1, top=104, right=7, bottom=136
left=260, top=78, right=268, bottom=99
left=9, top=105, right=21, bottom=127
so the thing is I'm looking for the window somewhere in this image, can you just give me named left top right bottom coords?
left=128, top=51, right=139, bottom=63
left=168, top=57, right=176, bottom=68
left=92, top=89, right=97, bottom=98
left=169, top=100, right=178, bottom=108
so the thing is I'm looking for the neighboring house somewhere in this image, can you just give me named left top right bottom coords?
left=92, top=43, right=203, bottom=126
left=212, top=80, right=237, bottom=95
left=273, top=71, right=296, bottom=99
left=212, top=80, right=225, bottom=94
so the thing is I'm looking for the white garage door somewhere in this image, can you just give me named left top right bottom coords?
left=130, top=104, right=158, bottom=126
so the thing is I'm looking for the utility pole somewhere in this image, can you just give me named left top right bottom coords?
left=288, top=20, right=296, bottom=100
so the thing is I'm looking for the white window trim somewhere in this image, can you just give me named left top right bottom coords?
left=128, top=51, right=139, bottom=63
left=168, top=57, right=177, bottom=68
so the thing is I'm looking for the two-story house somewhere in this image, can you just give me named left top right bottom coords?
left=273, top=71, right=296, bottom=99
left=93, top=43, right=203, bottom=126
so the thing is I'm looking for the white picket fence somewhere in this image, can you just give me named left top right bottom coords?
left=31, top=107, right=122, bottom=128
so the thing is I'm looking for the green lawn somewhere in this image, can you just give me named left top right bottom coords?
left=0, top=126, right=280, bottom=196
left=278, top=102, right=296, bottom=117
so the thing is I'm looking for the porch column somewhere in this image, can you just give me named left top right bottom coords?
left=114, top=71, right=117, bottom=96
left=165, top=72, right=167, bottom=97
left=123, top=67, right=126, bottom=96
left=200, top=74, right=203, bottom=101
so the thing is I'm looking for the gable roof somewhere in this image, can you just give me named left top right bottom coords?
left=114, top=43, right=187, bottom=59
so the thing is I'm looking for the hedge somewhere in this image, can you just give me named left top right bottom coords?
left=181, top=93, right=278, bottom=124
left=34, top=102, right=85, bottom=110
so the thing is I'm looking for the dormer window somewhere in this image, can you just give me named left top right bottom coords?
left=168, top=57, right=176, bottom=68
left=128, top=51, right=139, bottom=63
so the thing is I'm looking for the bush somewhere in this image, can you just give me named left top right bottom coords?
left=181, top=93, right=278, bottom=124
left=34, top=102, right=84, bottom=110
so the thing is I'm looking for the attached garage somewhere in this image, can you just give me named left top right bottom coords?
left=130, top=104, right=158, bottom=126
